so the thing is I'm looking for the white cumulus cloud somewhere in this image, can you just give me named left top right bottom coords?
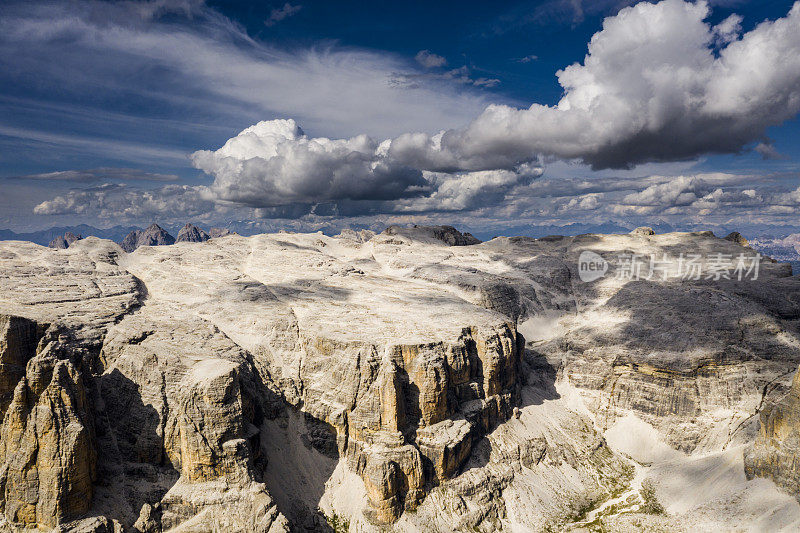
left=384, top=0, right=800, bottom=171
left=196, top=0, right=800, bottom=215
left=191, top=119, right=429, bottom=207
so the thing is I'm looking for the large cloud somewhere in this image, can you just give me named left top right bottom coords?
left=383, top=0, right=800, bottom=171
left=191, top=119, right=430, bottom=207
left=32, top=183, right=217, bottom=220
left=25, top=0, right=800, bottom=229
left=191, top=0, right=800, bottom=214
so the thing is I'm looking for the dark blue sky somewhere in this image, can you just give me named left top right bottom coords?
left=0, top=0, right=798, bottom=233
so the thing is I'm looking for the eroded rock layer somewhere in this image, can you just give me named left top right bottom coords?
left=745, top=369, right=800, bottom=496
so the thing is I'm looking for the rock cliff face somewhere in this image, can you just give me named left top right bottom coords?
left=0, top=315, right=43, bottom=413
left=0, top=357, right=96, bottom=528
left=745, top=368, right=800, bottom=495
left=0, top=228, right=799, bottom=531
left=384, top=225, right=480, bottom=246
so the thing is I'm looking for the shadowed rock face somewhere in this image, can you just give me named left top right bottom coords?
left=175, top=223, right=210, bottom=243
left=48, top=232, right=82, bottom=249
left=745, top=369, right=800, bottom=495
left=0, top=315, right=44, bottom=413
left=119, top=229, right=141, bottom=253
left=725, top=231, right=750, bottom=247
left=0, top=229, right=800, bottom=531
left=384, top=225, right=481, bottom=246
left=136, top=224, right=175, bottom=248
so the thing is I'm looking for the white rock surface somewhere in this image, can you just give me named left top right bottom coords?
left=0, top=228, right=799, bottom=531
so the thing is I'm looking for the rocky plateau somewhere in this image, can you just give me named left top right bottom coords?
left=1, top=226, right=800, bottom=532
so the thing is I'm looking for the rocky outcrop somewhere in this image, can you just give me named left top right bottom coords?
left=48, top=232, right=82, bottom=249
left=336, top=228, right=375, bottom=243
left=93, top=305, right=289, bottom=532
left=120, top=224, right=174, bottom=252
left=745, top=368, right=800, bottom=496
left=0, top=356, right=96, bottom=528
left=176, top=360, right=250, bottom=483
left=630, top=226, right=655, bottom=236
left=209, top=227, right=234, bottom=238
left=138, top=224, right=175, bottom=248
left=119, top=230, right=142, bottom=253
left=384, top=225, right=481, bottom=246
left=338, top=325, right=521, bottom=521
left=0, top=229, right=799, bottom=531
left=0, top=315, right=44, bottom=414
left=725, top=231, right=750, bottom=247
left=175, top=223, right=210, bottom=244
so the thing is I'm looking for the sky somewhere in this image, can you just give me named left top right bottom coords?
left=1, top=0, right=799, bottom=236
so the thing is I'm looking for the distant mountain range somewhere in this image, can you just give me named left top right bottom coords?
left=6, top=220, right=800, bottom=258
left=0, top=223, right=228, bottom=249
left=0, top=224, right=142, bottom=246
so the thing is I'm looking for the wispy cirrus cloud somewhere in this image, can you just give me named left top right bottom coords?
left=265, top=3, right=302, bottom=27
left=415, top=50, right=447, bottom=68
left=11, top=168, right=180, bottom=183
left=0, top=125, right=189, bottom=165
left=0, top=0, right=494, bottom=165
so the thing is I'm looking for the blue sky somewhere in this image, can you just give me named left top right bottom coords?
left=1, top=0, right=799, bottom=234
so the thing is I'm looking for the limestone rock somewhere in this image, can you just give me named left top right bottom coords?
left=175, top=223, right=210, bottom=244
left=177, top=360, right=250, bottom=483
left=133, top=503, right=161, bottom=533
left=0, top=315, right=43, bottom=414
left=120, top=229, right=142, bottom=253
left=208, top=227, right=234, bottom=238
left=383, top=225, right=481, bottom=246
left=56, top=516, right=124, bottom=532
left=0, top=358, right=96, bottom=528
left=137, top=224, right=175, bottom=248
left=630, top=226, right=656, bottom=236
left=745, top=368, right=800, bottom=496
left=336, top=228, right=375, bottom=243
left=0, top=229, right=799, bottom=531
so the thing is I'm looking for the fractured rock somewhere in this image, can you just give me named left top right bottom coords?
left=0, top=314, right=44, bottom=414
left=745, top=367, right=800, bottom=497
left=0, top=358, right=96, bottom=528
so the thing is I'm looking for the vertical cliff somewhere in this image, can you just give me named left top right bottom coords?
left=745, top=368, right=800, bottom=496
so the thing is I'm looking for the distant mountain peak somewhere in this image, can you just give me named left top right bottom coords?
left=120, top=223, right=174, bottom=252
left=48, top=231, right=82, bottom=250
left=176, top=223, right=210, bottom=243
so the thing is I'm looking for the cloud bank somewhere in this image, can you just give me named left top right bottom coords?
left=27, top=0, right=800, bottom=231
left=33, top=184, right=216, bottom=219
left=188, top=0, right=800, bottom=215
left=384, top=0, right=800, bottom=172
